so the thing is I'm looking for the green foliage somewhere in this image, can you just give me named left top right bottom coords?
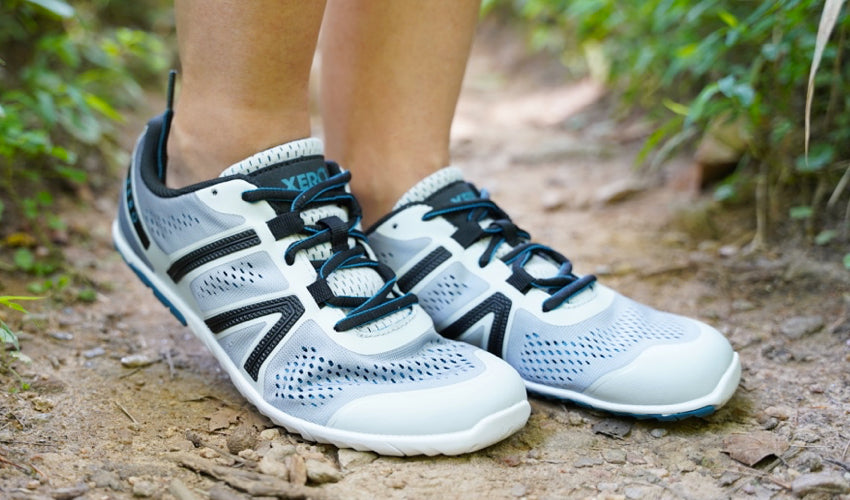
left=0, top=295, right=40, bottom=390
left=0, top=0, right=170, bottom=232
left=488, top=0, right=850, bottom=250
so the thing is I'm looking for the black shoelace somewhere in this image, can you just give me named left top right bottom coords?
left=242, top=166, right=417, bottom=331
left=422, top=187, right=596, bottom=312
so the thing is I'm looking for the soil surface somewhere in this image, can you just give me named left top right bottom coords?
left=2, top=23, right=849, bottom=500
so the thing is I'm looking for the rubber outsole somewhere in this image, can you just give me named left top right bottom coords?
left=523, top=352, right=741, bottom=421
left=112, top=220, right=529, bottom=455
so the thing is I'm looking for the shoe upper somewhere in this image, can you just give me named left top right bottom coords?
left=115, top=117, right=528, bottom=436
left=368, top=167, right=740, bottom=412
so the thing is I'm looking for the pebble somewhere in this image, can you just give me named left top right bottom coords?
left=258, top=452, right=289, bottom=480
left=258, top=428, right=280, bottom=441
left=731, top=300, right=756, bottom=312
left=763, top=405, right=793, bottom=420
left=791, top=471, right=850, bottom=496
left=49, top=332, right=74, bottom=341
left=624, top=486, right=646, bottom=499
left=199, top=448, right=219, bottom=459
left=510, top=484, right=528, bottom=497
left=795, top=451, right=823, bottom=472
left=592, top=418, right=632, bottom=438
left=83, top=347, right=105, bottom=358
left=574, top=456, right=604, bottom=468
left=649, top=428, right=668, bottom=438
left=337, top=448, right=377, bottom=470
left=51, top=483, right=89, bottom=500
left=226, top=425, right=258, bottom=454
left=594, top=178, right=647, bottom=205
left=287, top=454, right=307, bottom=486
left=718, top=471, right=741, bottom=486
left=603, top=449, right=627, bottom=464
left=130, top=478, right=158, bottom=497
left=120, top=353, right=159, bottom=368
left=793, top=427, right=821, bottom=443
left=597, top=482, right=619, bottom=492
left=779, top=315, right=824, bottom=339
left=305, top=457, right=342, bottom=484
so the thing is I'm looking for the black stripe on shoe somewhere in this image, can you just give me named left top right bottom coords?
left=398, top=246, right=451, bottom=292
left=205, top=295, right=305, bottom=381
left=441, top=292, right=512, bottom=358
left=167, top=229, right=261, bottom=282
left=125, top=172, right=150, bottom=249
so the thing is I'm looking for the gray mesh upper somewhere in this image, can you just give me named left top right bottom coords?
left=263, top=320, right=485, bottom=425
left=416, top=262, right=488, bottom=326
left=506, top=294, right=699, bottom=391
left=219, top=322, right=267, bottom=366
left=190, top=252, right=288, bottom=313
left=367, top=234, right=431, bottom=272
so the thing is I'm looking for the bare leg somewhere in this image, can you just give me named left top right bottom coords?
left=169, top=0, right=326, bottom=185
left=320, top=0, right=481, bottom=225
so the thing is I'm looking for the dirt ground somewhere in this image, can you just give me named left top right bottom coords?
left=1, top=23, right=849, bottom=500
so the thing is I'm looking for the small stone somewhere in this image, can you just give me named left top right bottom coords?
left=510, top=484, right=527, bottom=497
left=226, top=425, right=258, bottom=454
left=796, top=451, right=823, bottom=472
left=731, top=300, right=756, bottom=312
left=603, top=449, right=627, bottom=464
left=574, top=456, right=604, bottom=468
left=624, top=486, right=646, bottom=499
left=649, top=428, right=668, bottom=438
left=258, top=452, right=289, bottom=480
left=791, top=472, right=850, bottom=496
left=762, top=417, right=779, bottom=430
left=793, top=428, right=821, bottom=443
left=131, top=478, right=158, bottom=498
left=287, top=454, right=307, bottom=486
left=83, top=347, right=105, bottom=358
left=305, top=457, right=342, bottom=484
left=597, top=482, right=619, bottom=492
left=764, top=406, right=793, bottom=420
left=51, top=483, right=89, bottom=500
left=49, top=332, right=74, bottom=341
left=337, top=449, right=377, bottom=470
left=90, top=470, right=122, bottom=490
left=779, top=315, right=824, bottom=339
left=541, top=191, right=565, bottom=212
left=592, top=418, right=632, bottom=439
left=25, top=480, right=40, bottom=489
left=500, top=454, right=522, bottom=467
left=258, top=428, right=280, bottom=441
left=199, top=448, right=219, bottom=459
left=719, top=471, right=741, bottom=486
left=120, top=353, right=159, bottom=368
left=594, top=178, right=647, bottom=205
left=237, top=449, right=259, bottom=461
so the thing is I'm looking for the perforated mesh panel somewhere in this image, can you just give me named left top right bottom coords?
left=394, top=166, right=464, bottom=209
left=191, top=252, right=287, bottom=313
left=506, top=295, right=700, bottom=391
left=367, top=234, right=431, bottom=273
left=134, top=165, right=245, bottom=255
left=416, top=262, right=488, bottom=325
left=220, top=139, right=324, bottom=177
left=263, top=320, right=485, bottom=425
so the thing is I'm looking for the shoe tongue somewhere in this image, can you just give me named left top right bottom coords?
left=219, top=138, right=328, bottom=190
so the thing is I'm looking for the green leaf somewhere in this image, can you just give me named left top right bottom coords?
left=795, top=144, right=835, bottom=172
left=663, top=99, right=690, bottom=116
left=789, top=206, right=813, bottom=220
left=844, top=253, right=850, bottom=270
left=25, top=0, right=75, bottom=18
left=718, top=9, right=739, bottom=28
left=13, top=249, right=35, bottom=272
left=814, top=230, right=837, bottom=245
left=83, top=93, right=123, bottom=122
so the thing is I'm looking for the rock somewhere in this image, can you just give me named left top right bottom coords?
left=237, top=449, right=259, bottom=461
left=649, top=428, right=668, bottom=438
left=624, top=486, right=646, bottom=499
left=337, top=449, right=377, bottom=470
left=49, top=332, right=74, bottom=341
left=594, top=178, right=647, bottom=205
left=510, top=484, right=528, bottom=497
left=83, top=347, right=105, bottom=359
left=597, top=482, right=619, bottom=492
left=592, top=418, right=632, bottom=439
left=258, top=454, right=289, bottom=480
left=541, top=191, right=565, bottom=212
left=120, top=353, right=159, bottom=368
left=779, top=315, right=824, bottom=339
left=603, top=449, right=627, bottom=464
left=226, top=425, right=258, bottom=454
left=718, top=471, right=741, bottom=486
left=791, top=471, right=850, bottom=496
left=130, top=478, right=158, bottom=498
left=793, top=427, right=821, bottom=444
left=90, top=470, right=122, bottom=490
left=287, top=454, right=307, bottom=486
left=574, top=456, right=604, bottom=468
left=305, top=457, right=342, bottom=484
left=258, top=428, right=280, bottom=441
left=50, top=483, right=89, bottom=500
left=795, top=451, right=823, bottom=472
left=764, top=406, right=794, bottom=420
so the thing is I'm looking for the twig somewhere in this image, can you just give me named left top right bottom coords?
left=824, top=458, right=850, bottom=472
left=842, top=436, right=850, bottom=461
left=118, top=367, right=142, bottom=379
left=114, top=401, right=138, bottom=425
left=0, top=452, right=31, bottom=474
left=173, top=452, right=326, bottom=499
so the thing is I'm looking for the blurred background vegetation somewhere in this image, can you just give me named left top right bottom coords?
left=1, top=0, right=848, bottom=279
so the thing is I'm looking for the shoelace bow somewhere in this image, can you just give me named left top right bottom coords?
left=242, top=167, right=417, bottom=331
left=423, top=187, right=596, bottom=312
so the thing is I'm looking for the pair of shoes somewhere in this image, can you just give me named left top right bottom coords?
left=114, top=89, right=739, bottom=455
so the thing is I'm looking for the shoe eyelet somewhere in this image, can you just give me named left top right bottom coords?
left=392, top=223, right=398, bottom=229
left=212, top=189, right=218, bottom=196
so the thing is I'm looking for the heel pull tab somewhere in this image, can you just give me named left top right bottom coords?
left=157, top=69, right=178, bottom=182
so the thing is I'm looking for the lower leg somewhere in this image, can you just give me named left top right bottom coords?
left=169, top=0, right=326, bottom=185
left=319, top=0, right=481, bottom=225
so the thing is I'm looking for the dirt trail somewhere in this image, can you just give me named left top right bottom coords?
left=1, top=23, right=849, bottom=500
